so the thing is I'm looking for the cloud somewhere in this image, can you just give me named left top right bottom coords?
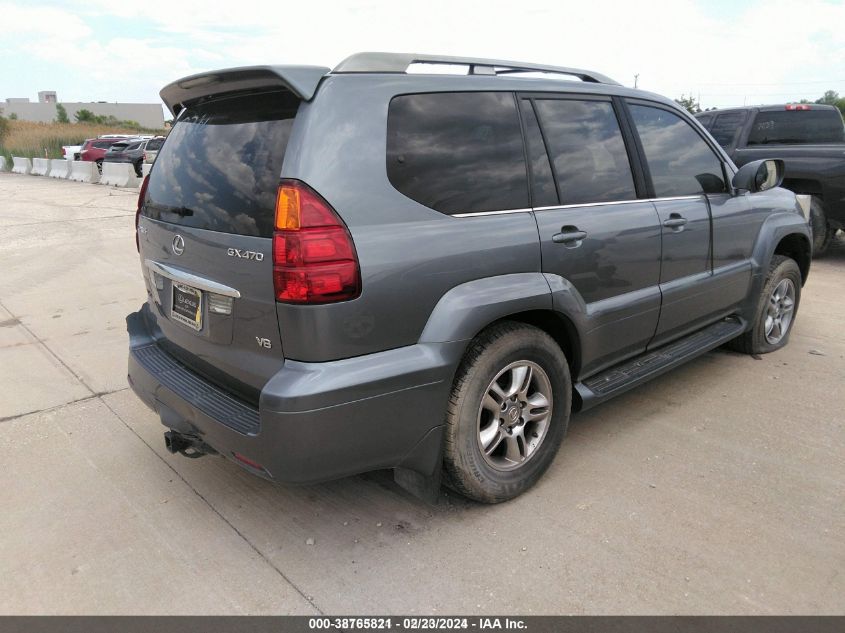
left=2, top=0, right=845, bottom=108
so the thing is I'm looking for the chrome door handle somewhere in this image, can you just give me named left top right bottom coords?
left=663, top=214, right=688, bottom=229
left=552, top=227, right=588, bottom=244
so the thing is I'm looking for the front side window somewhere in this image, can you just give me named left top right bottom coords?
left=386, top=92, right=528, bottom=215
left=532, top=98, right=636, bottom=205
left=629, top=104, right=726, bottom=197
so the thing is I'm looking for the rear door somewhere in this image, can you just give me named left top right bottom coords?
left=138, top=89, right=300, bottom=402
left=524, top=95, right=662, bottom=377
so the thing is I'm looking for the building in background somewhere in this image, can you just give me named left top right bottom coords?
left=2, top=91, right=165, bottom=129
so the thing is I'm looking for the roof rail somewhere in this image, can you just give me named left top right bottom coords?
left=332, top=52, right=619, bottom=85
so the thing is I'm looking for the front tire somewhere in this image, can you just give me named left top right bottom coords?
left=443, top=322, right=571, bottom=503
left=727, top=255, right=801, bottom=355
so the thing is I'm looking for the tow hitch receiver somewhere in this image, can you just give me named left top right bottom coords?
left=163, top=431, right=216, bottom=459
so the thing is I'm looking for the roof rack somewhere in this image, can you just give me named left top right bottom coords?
left=332, top=52, right=619, bottom=85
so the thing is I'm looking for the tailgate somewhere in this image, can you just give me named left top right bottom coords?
left=137, top=89, right=300, bottom=402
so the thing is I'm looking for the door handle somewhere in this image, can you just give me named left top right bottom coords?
left=662, top=214, right=688, bottom=230
left=552, top=226, right=588, bottom=245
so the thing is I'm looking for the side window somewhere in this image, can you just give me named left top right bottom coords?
left=147, top=138, right=164, bottom=151
left=386, top=92, right=528, bottom=215
left=532, top=99, right=636, bottom=205
left=696, top=114, right=713, bottom=129
left=709, top=112, right=747, bottom=148
left=629, top=104, right=726, bottom=196
left=519, top=99, right=558, bottom=208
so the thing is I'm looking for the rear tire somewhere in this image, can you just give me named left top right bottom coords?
left=95, top=159, right=103, bottom=175
left=443, top=322, right=571, bottom=503
left=809, top=196, right=832, bottom=257
left=133, top=161, right=143, bottom=178
left=726, top=255, right=801, bottom=355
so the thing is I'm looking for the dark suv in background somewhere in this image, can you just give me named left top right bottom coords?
left=696, top=104, right=845, bottom=254
left=128, top=53, right=810, bottom=503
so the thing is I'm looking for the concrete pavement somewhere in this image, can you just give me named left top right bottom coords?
left=0, top=173, right=843, bottom=614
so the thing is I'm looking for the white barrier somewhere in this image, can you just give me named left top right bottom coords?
left=99, top=162, right=139, bottom=188
left=142, top=163, right=152, bottom=178
left=12, top=157, right=32, bottom=175
left=49, top=159, right=71, bottom=179
left=0, top=156, right=5, bottom=172
left=31, top=158, right=51, bottom=176
left=69, top=160, right=100, bottom=184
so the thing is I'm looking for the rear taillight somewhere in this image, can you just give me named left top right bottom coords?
left=136, top=174, right=149, bottom=252
left=272, top=180, right=360, bottom=304
left=785, top=104, right=811, bottom=111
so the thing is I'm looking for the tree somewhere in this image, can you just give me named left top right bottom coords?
left=55, top=103, right=69, bottom=124
left=675, top=94, right=701, bottom=114
left=814, top=90, right=845, bottom=115
left=74, top=108, right=95, bottom=123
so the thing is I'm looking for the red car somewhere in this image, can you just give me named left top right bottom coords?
left=78, top=136, right=134, bottom=171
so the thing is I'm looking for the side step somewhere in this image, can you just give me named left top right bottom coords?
left=575, top=318, right=746, bottom=411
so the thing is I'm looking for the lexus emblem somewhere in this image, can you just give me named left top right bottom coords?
left=172, top=235, right=185, bottom=256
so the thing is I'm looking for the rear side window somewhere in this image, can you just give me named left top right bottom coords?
left=386, top=92, right=528, bottom=214
left=143, top=90, right=299, bottom=237
left=709, top=111, right=747, bottom=148
left=747, top=109, right=845, bottom=145
left=519, top=99, right=558, bottom=208
left=93, top=141, right=112, bottom=149
left=629, top=104, right=726, bottom=197
left=533, top=98, right=636, bottom=205
left=146, top=138, right=164, bottom=151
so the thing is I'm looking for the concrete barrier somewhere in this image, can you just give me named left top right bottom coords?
left=69, top=160, right=100, bottom=184
left=0, top=156, right=5, bottom=172
left=32, top=158, right=51, bottom=176
left=142, top=163, right=152, bottom=178
left=99, top=162, right=139, bottom=188
left=12, top=157, right=32, bottom=175
left=49, top=159, right=71, bottom=179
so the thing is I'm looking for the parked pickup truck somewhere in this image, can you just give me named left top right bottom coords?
left=696, top=104, right=845, bottom=255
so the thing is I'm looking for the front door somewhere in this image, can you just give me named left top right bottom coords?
left=626, top=101, right=732, bottom=346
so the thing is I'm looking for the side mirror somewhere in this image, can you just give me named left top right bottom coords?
left=732, top=159, right=784, bottom=193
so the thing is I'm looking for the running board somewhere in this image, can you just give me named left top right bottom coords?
left=575, top=318, right=746, bottom=411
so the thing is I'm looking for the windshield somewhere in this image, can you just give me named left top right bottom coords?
left=142, top=90, right=299, bottom=237
left=747, top=110, right=845, bottom=145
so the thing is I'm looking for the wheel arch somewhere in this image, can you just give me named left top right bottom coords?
left=773, top=232, right=811, bottom=284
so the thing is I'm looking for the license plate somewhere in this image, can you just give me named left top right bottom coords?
left=171, top=283, right=202, bottom=330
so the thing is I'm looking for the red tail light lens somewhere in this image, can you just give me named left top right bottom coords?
left=785, top=104, right=811, bottom=111
left=136, top=174, right=149, bottom=252
left=273, top=180, right=360, bottom=304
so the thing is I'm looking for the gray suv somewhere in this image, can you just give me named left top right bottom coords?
left=127, top=53, right=811, bottom=503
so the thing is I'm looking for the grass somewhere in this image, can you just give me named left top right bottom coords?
left=0, top=120, right=167, bottom=163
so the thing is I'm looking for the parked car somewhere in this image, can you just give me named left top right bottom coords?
left=78, top=136, right=131, bottom=171
left=104, top=137, right=166, bottom=176
left=62, top=144, right=83, bottom=160
left=696, top=104, right=845, bottom=255
left=142, top=136, right=165, bottom=164
left=128, top=53, right=811, bottom=503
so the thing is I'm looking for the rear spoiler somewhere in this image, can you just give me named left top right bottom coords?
left=160, top=65, right=330, bottom=116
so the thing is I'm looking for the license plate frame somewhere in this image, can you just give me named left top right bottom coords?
left=171, top=283, right=203, bottom=331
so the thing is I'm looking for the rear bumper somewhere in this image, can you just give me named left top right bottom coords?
left=127, top=307, right=462, bottom=484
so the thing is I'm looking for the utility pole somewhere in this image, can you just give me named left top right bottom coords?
left=634, top=73, right=639, bottom=89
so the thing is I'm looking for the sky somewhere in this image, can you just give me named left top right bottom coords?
left=2, top=0, right=845, bottom=114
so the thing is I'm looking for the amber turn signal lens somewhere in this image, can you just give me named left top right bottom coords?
left=275, top=185, right=301, bottom=230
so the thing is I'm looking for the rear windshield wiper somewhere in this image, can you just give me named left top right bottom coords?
left=146, top=202, right=195, bottom=217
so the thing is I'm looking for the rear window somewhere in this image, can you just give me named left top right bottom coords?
left=146, top=138, right=164, bottom=151
left=142, top=90, right=299, bottom=237
left=386, top=92, right=528, bottom=215
left=747, top=109, right=845, bottom=145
